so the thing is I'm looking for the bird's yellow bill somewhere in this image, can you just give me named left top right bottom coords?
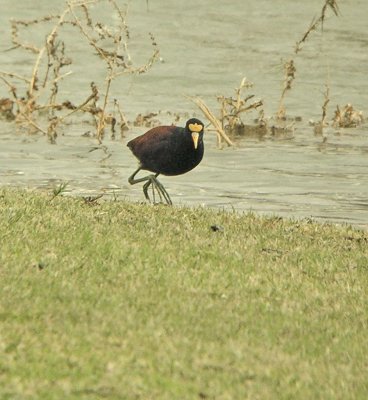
left=191, top=131, right=199, bottom=149
left=189, top=123, right=203, bottom=133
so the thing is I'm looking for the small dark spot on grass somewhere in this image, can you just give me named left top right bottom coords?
left=33, top=261, right=46, bottom=270
left=210, top=224, right=224, bottom=232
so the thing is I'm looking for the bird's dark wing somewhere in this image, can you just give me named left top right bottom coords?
left=127, top=126, right=175, bottom=157
left=127, top=125, right=179, bottom=171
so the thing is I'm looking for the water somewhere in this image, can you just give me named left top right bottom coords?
left=1, top=0, right=367, bottom=227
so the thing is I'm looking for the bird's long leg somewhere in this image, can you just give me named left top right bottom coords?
left=128, top=167, right=145, bottom=185
left=155, top=178, right=172, bottom=205
left=143, top=176, right=160, bottom=203
left=142, top=174, right=172, bottom=205
left=128, top=168, right=172, bottom=205
left=142, top=177, right=154, bottom=202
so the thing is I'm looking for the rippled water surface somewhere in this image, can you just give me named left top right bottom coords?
left=1, top=0, right=367, bottom=227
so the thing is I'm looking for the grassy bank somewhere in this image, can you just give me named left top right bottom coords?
left=0, top=188, right=367, bottom=399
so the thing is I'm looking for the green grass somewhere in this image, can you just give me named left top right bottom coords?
left=0, top=188, right=367, bottom=399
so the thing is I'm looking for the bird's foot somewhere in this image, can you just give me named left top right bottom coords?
left=143, top=175, right=172, bottom=205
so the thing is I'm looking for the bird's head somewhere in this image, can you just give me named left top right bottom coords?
left=186, top=118, right=204, bottom=149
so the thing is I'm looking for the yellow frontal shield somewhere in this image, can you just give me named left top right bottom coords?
left=189, top=123, right=203, bottom=133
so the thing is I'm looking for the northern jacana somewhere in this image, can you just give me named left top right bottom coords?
left=127, top=118, right=204, bottom=205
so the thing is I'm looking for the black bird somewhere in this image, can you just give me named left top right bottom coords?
left=127, top=118, right=204, bottom=205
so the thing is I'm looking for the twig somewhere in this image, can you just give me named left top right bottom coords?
left=321, top=84, right=330, bottom=127
left=277, top=59, right=296, bottom=119
left=19, top=112, right=48, bottom=135
left=0, top=70, right=30, bottom=84
left=59, top=86, right=99, bottom=121
left=113, top=99, right=129, bottom=137
left=295, top=17, right=320, bottom=54
left=29, top=8, right=71, bottom=98
left=187, top=96, right=235, bottom=147
left=295, top=0, right=340, bottom=53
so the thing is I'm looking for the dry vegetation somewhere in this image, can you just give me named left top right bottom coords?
left=332, top=104, right=364, bottom=128
left=312, top=84, right=330, bottom=136
left=0, top=0, right=364, bottom=147
left=188, top=78, right=264, bottom=147
left=287, top=0, right=340, bottom=120
left=188, top=0, right=363, bottom=146
left=294, top=0, right=340, bottom=54
left=276, top=59, right=296, bottom=120
left=279, top=0, right=363, bottom=134
left=0, top=0, right=159, bottom=143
